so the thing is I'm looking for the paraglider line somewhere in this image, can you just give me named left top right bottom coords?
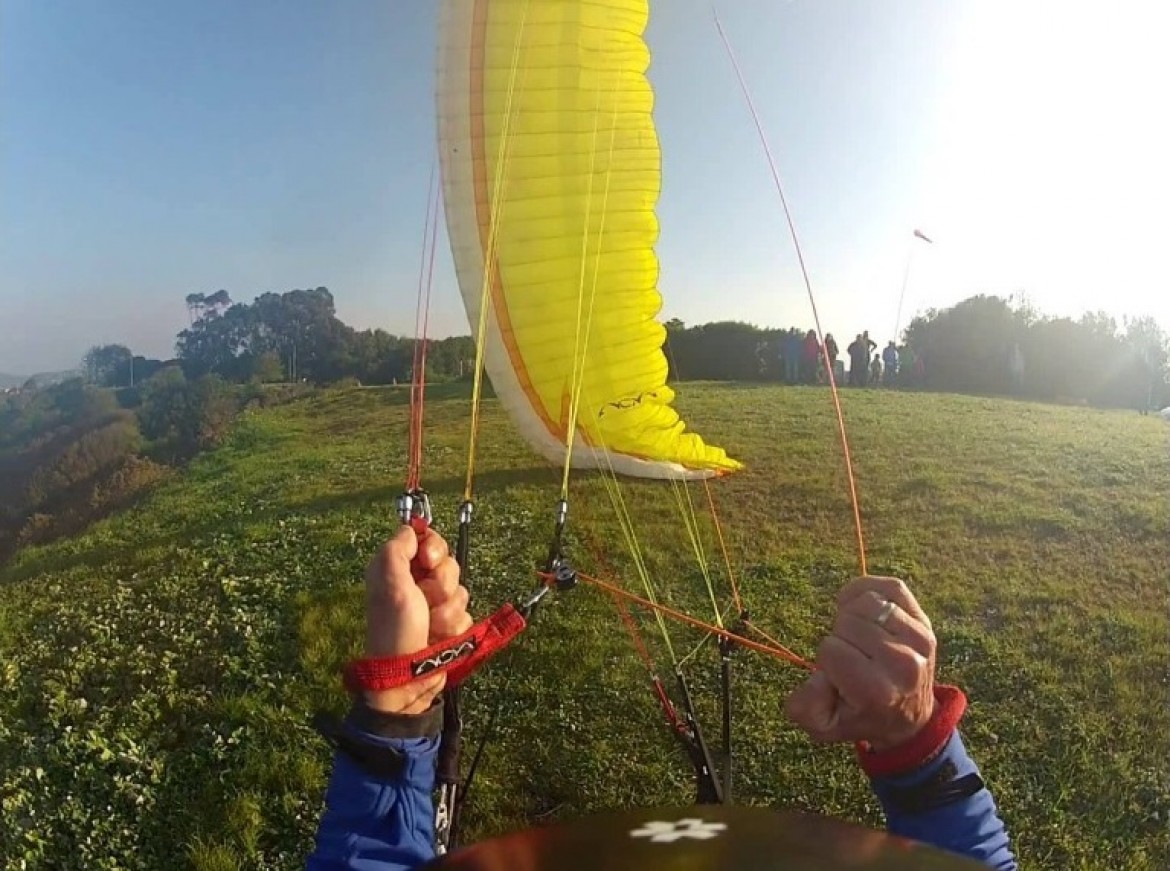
left=610, top=591, right=686, bottom=732
left=565, top=570, right=812, bottom=671
left=892, top=244, right=916, bottom=344
left=703, top=479, right=743, bottom=615
left=463, top=0, right=532, bottom=502
left=406, top=165, right=432, bottom=490
left=712, top=4, right=868, bottom=577
left=407, top=164, right=441, bottom=492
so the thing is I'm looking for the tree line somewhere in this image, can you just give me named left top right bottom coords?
left=664, top=297, right=1168, bottom=411
left=84, top=287, right=473, bottom=389
left=76, top=285, right=1168, bottom=412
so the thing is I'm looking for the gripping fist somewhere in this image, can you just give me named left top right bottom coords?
left=785, top=576, right=936, bottom=751
left=363, top=526, right=473, bottom=714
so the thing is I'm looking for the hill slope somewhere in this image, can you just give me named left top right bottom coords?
left=1, top=385, right=1167, bottom=869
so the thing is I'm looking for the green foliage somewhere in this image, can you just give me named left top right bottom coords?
left=173, top=286, right=473, bottom=385
left=0, top=384, right=1166, bottom=869
left=662, top=298, right=1170, bottom=411
left=137, top=370, right=240, bottom=461
left=83, top=345, right=167, bottom=388
left=22, top=416, right=142, bottom=507
left=0, top=370, right=256, bottom=563
left=0, top=378, right=119, bottom=456
left=0, top=381, right=149, bottom=561
left=250, top=351, right=285, bottom=384
left=666, top=321, right=788, bottom=381
left=160, top=284, right=1170, bottom=410
left=904, top=296, right=1169, bottom=408
left=83, top=344, right=133, bottom=387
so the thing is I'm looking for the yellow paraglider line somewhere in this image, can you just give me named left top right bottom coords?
left=669, top=477, right=723, bottom=630
left=703, top=479, right=744, bottom=615
left=567, top=570, right=812, bottom=671
left=560, top=78, right=615, bottom=498
left=463, top=0, right=532, bottom=502
left=588, top=437, right=679, bottom=665
left=701, top=480, right=794, bottom=651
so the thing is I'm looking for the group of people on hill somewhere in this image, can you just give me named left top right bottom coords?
left=782, top=330, right=925, bottom=388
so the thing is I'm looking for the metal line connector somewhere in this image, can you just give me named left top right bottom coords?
left=397, top=489, right=432, bottom=529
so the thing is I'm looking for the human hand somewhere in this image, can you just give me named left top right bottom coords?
left=363, top=526, right=473, bottom=715
left=785, top=577, right=936, bottom=751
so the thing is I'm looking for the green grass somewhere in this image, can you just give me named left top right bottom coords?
left=1, top=383, right=1167, bottom=869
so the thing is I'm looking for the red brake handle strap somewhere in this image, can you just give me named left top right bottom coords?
left=344, top=604, right=527, bottom=693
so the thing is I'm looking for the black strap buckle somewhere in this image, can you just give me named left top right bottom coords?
left=884, top=761, right=986, bottom=814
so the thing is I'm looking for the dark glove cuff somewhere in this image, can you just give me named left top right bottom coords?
left=856, top=684, right=967, bottom=778
left=311, top=696, right=444, bottom=783
left=346, top=694, right=444, bottom=740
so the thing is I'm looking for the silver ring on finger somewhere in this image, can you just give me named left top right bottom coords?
left=874, top=597, right=898, bottom=628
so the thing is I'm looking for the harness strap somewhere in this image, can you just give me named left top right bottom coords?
left=344, top=604, right=527, bottom=693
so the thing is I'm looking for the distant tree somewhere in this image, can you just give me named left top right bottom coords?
left=901, top=295, right=1170, bottom=409
left=129, top=356, right=165, bottom=385
left=137, top=369, right=239, bottom=459
left=83, top=344, right=133, bottom=387
left=1124, top=315, right=1170, bottom=411
left=426, top=336, right=476, bottom=382
left=250, top=351, right=284, bottom=383
left=185, top=292, right=206, bottom=325
left=667, top=321, right=772, bottom=381
left=903, top=295, right=1026, bottom=394
left=350, top=329, right=409, bottom=383
left=177, top=287, right=341, bottom=382
left=204, top=289, right=232, bottom=316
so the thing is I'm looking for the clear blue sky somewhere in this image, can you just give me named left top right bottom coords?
left=3, top=0, right=1167, bottom=375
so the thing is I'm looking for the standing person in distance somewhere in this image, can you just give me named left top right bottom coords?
left=823, top=333, right=840, bottom=384
left=882, top=342, right=900, bottom=384
left=801, top=330, right=820, bottom=385
left=847, top=335, right=867, bottom=387
left=783, top=330, right=803, bottom=385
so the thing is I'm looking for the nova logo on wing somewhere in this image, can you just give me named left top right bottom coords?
left=598, top=390, right=662, bottom=418
left=412, top=639, right=478, bottom=676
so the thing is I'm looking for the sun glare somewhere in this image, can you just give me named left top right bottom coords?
left=916, top=0, right=1169, bottom=325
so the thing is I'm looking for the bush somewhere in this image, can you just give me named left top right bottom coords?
left=23, top=415, right=142, bottom=508
left=138, top=370, right=241, bottom=461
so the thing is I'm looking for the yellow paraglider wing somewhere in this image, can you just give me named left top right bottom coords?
left=437, top=0, right=741, bottom=479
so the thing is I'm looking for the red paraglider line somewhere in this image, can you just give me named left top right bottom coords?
left=712, top=6, right=869, bottom=578
left=563, top=570, right=813, bottom=672
left=610, top=591, right=686, bottom=732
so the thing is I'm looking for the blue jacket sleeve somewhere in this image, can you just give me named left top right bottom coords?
left=872, top=729, right=1015, bottom=869
left=861, top=689, right=1016, bottom=871
left=307, top=727, right=437, bottom=871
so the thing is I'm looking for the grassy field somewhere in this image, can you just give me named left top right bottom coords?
left=1, top=383, right=1167, bottom=869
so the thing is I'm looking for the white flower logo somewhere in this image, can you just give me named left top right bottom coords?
left=629, top=818, right=728, bottom=844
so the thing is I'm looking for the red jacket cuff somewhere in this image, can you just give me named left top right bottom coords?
left=856, top=684, right=967, bottom=779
